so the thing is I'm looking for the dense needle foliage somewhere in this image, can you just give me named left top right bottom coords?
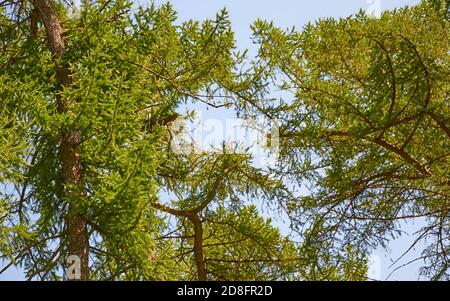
left=0, top=0, right=448, bottom=280
left=250, top=0, right=449, bottom=280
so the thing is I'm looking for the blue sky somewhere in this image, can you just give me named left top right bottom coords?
left=0, top=0, right=425, bottom=281
left=149, top=0, right=422, bottom=53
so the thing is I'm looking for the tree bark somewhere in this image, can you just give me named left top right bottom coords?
left=32, top=0, right=89, bottom=280
left=189, top=214, right=207, bottom=281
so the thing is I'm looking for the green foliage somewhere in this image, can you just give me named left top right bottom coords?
left=250, top=0, right=450, bottom=280
left=0, top=0, right=311, bottom=280
left=3, top=0, right=445, bottom=281
left=198, top=205, right=302, bottom=281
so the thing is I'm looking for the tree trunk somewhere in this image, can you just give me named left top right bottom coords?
left=189, top=214, right=206, bottom=281
left=33, top=0, right=89, bottom=280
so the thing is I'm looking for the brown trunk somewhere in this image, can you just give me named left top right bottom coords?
left=32, top=0, right=89, bottom=280
left=151, top=203, right=208, bottom=280
left=189, top=214, right=206, bottom=281
left=66, top=213, right=89, bottom=280
left=60, top=130, right=89, bottom=280
left=30, top=8, right=39, bottom=38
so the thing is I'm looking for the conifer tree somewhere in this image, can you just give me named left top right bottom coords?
left=249, top=0, right=449, bottom=280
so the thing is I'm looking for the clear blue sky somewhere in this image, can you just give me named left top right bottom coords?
left=0, top=0, right=424, bottom=281
left=149, top=0, right=422, bottom=54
